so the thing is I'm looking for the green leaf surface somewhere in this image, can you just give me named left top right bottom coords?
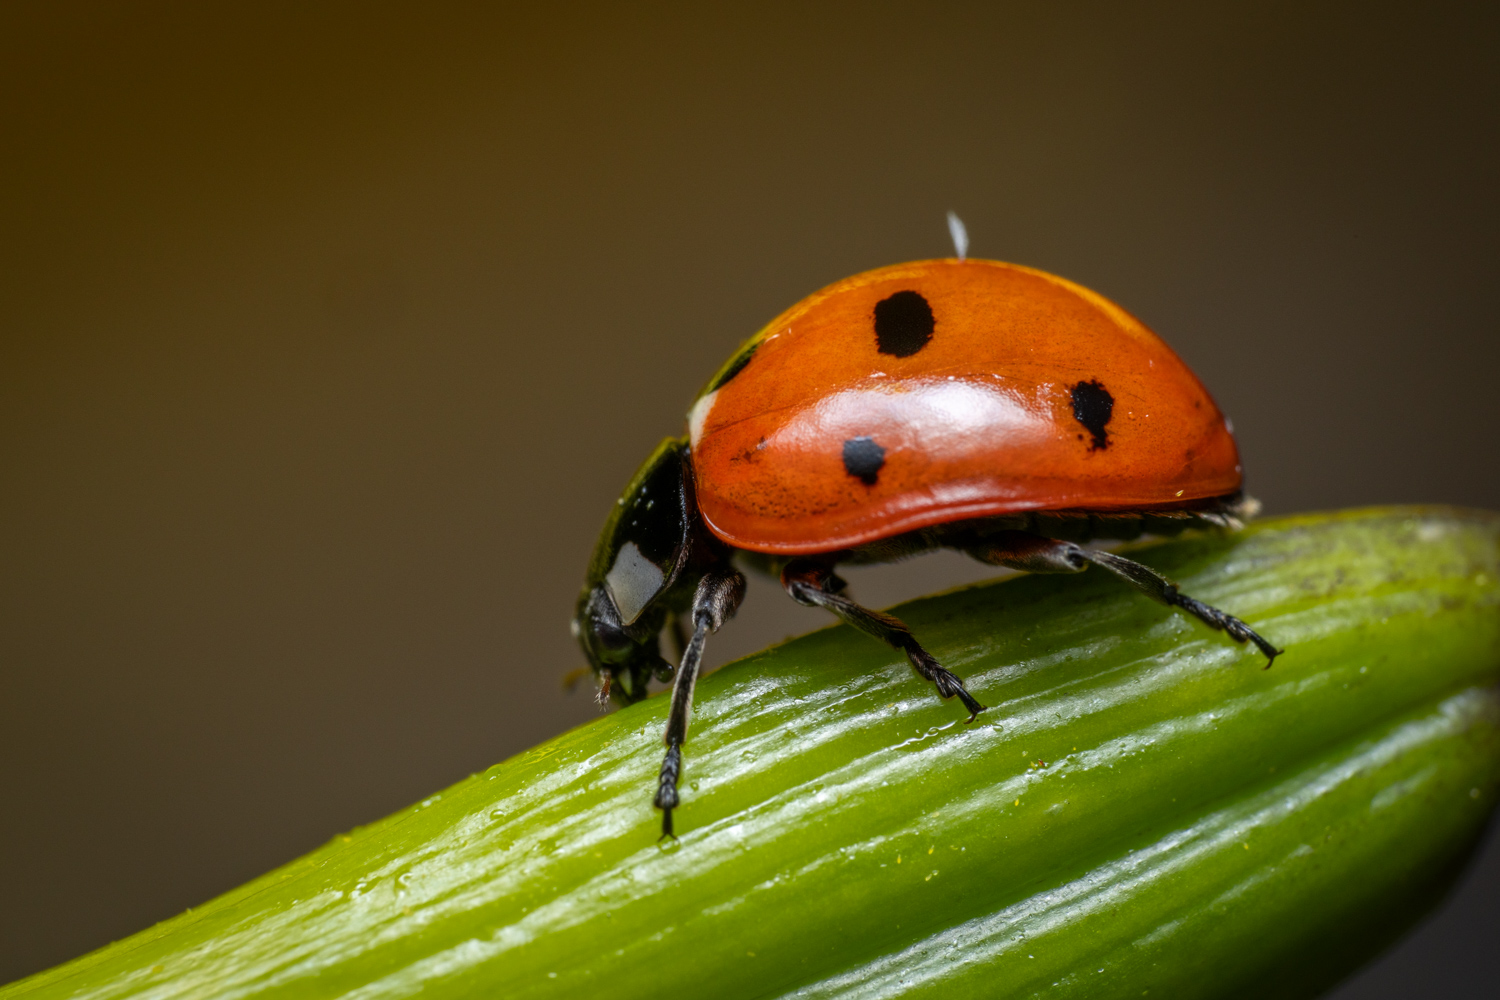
left=7, top=507, right=1499, bottom=1000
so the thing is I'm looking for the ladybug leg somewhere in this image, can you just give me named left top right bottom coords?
left=1080, top=548, right=1281, bottom=666
left=654, top=564, right=746, bottom=840
left=969, top=532, right=1280, bottom=667
left=781, top=560, right=985, bottom=722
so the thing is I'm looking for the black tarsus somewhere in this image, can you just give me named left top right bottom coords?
left=968, top=531, right=1280, bottom=667
left=780, top=560, right=985, bottom=721
left=1079, top=548, right=1280, bottom=665
left=655, top=743, right=682, bottom=839
left=654, top=564, right=746, bottom=840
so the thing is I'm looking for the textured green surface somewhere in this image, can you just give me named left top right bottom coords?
left=7, top=507, right=1500, bottom=1000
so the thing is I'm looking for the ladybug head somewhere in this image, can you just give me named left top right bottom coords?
left=573, top=438, right=696, bottom=705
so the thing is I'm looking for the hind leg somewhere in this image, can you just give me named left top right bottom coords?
left=967, top=531, right=1279, bottom=665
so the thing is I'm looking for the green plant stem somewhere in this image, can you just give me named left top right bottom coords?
left=6, top=507, right=1499, bottom=1000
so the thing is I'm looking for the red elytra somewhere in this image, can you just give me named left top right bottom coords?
left=687, top=258, right=1240, bottom=554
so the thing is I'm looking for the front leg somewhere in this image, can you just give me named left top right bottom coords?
left=653, top=564, right=746, bottom=839
left=780, top=560, right=984, bottom=721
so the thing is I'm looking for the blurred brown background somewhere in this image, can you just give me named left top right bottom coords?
left=2, top=1, right=1496, bottom=992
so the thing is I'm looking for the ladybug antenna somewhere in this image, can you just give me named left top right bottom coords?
left=946, top=211, right=968, bottom=261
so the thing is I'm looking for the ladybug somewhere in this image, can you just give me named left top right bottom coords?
left=574, top=251, right=1279, bottom=838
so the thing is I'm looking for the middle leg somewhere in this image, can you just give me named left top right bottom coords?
left=781, top=560, right=984, bottom=721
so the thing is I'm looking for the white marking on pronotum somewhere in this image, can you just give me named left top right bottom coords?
left=604, top=541, right=664, bottom=625
left=688, top=389, right=718, bottom=447
left=946, top=211, right=969, bottom=261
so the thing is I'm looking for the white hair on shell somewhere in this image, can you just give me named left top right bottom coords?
left=946, top=211, right=969, bottom=261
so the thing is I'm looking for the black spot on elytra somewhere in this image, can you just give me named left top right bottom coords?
left=1071, top=380, right=1114, bottom=451
left=706, top=340, right=760, bottom=392
left=874, top=290, right=934, bottom=357
left=842, top=436, right=886, bottom=485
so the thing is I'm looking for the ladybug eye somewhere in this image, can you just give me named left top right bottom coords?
left=874, top=290, right=934, bottom=357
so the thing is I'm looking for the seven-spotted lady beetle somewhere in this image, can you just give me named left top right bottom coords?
left=573, top=238, right=1278, bottom=838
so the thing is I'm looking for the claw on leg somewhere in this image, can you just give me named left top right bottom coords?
left=907, top=646, right=985, bottom=722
